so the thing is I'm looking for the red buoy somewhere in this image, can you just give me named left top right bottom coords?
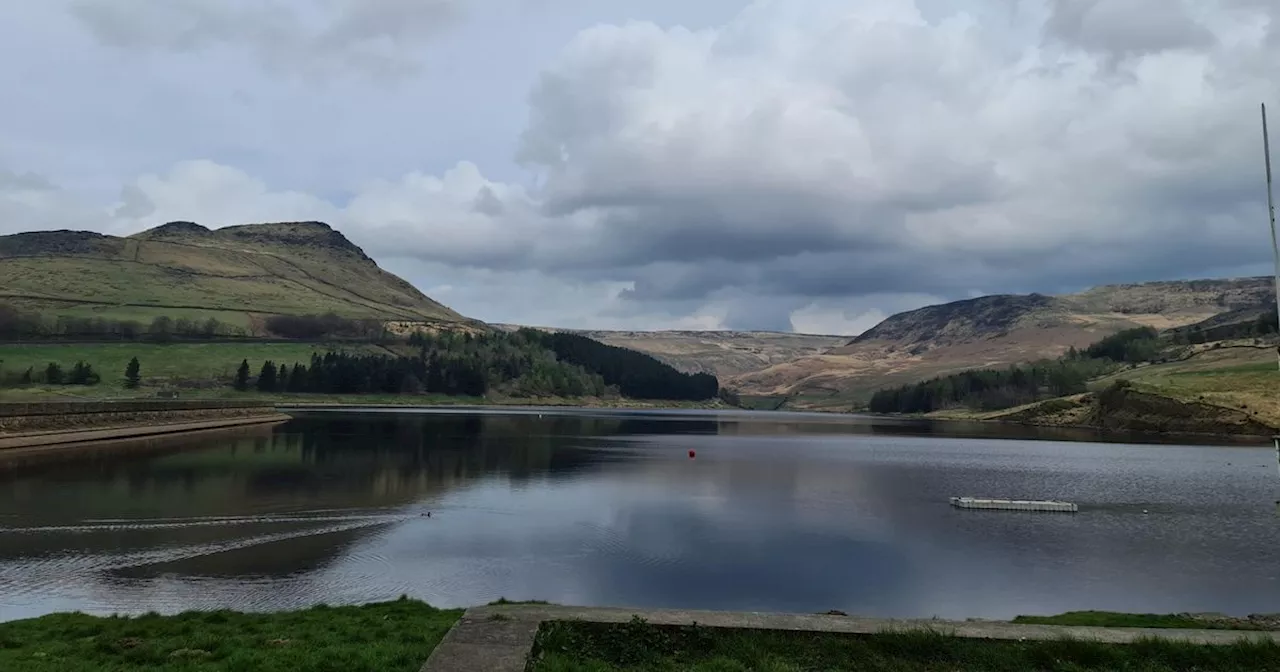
left=688, top=449, right=696, bottom=459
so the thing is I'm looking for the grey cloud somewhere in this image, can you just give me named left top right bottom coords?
left=112, top=184, right=156, bottom=219
left=721, top=297, right=797, bottom=332
left=69, top=0, right=460, bottom=78
left=1043, top=0, right=1214, bottom=58
left=0, top=169, right=58, bottom=192
left=472, top=187, right=506, bottom=216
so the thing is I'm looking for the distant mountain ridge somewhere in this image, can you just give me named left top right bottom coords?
left=730, top=276, right=1276, bottom=408
left=0, top=221, right=465, bottom=329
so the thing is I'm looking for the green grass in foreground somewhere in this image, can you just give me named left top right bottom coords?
left=528, top=618, right=1280, bottom=672
left=0, top=598, right=461, bottom=672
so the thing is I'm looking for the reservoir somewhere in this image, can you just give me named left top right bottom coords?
left=1, top=409, right=1277, bottom=622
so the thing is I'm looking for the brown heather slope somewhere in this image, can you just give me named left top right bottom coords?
left=729, top=278, right=1275, bottom=409
left=492, top=325, right=848, bottom=380
left=0, top=221, right=466, bottom=329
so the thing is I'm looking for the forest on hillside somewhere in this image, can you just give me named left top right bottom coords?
left=233, top=328, right=718, bottom=401
left=867, top=327, right=1161, bottom=414
left=0, top=302, right=720, bottom=400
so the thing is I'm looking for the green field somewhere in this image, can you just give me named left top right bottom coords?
left=0, top=598, right=460, bottom=672
left=0, top=342, right=391, bottom=389
left=529, top=619, right=1280, bottom=672
left=1012, top=611, right=1272, bottom=631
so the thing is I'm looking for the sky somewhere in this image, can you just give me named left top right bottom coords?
left=1, top=0, right=1278, bottom=334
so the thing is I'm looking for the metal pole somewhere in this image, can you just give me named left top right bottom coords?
left=1264, top=103, right=1280, bottom=370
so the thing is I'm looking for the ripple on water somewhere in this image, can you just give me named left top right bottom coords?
left=0, top=511, right=417, bottom=613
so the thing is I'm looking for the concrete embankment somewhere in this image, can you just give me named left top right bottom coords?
left=0, top=400, right=289, bottom=450
left=424, top=605, right=1280, bottom=672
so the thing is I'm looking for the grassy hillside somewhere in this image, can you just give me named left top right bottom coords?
left=730, top=277, right=1274, bottom=410
left=494, top=325, right=848, bottom=380
left=914, top=336, right=1280, bottom=435
left=1093, top=345, right=1280, bottom=424
left=0, top=221, right=465, bottom=329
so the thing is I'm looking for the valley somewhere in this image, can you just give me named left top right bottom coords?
left=727, top=279, right=1276, bottom=411
left=4, top=220, right=1280, bottom=436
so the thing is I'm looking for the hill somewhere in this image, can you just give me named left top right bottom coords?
left=956, top=345, right=1280, bottom=436
left=492, top=326, right=848, bottom=380
left=0, top=221, right=465, bottom=331
left=729, top=277, right=1275, bottom=409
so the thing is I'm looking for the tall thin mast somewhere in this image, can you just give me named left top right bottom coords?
left=1264, top=103, right=1279, bottom=370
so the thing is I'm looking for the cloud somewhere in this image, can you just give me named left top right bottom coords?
left=69, top=0, right=460, bottom=78
left=1042, top=0, right=1215, bottom=59
left=5, top=0, right=1280, bottom=333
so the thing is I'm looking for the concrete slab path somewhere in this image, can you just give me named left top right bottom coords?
left=422, top=604, right=1280, bottom=671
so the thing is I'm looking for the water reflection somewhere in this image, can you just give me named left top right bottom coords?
left=1, top=410, right=1277, bottom=622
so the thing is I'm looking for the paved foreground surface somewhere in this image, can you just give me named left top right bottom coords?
left=422, top=604, right=1280, bottom=672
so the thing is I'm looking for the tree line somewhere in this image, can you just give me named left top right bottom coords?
left=0, top=361, right=103, bottom=387
left=868, top=327, right=1164, bottom=414
left=0, top=304, right=389, bottom=342
left=231, top=329, right=719, bottom=400
left=233, top=352, right=498, bottom=397
left=1079, top=326, right=1160, bottom=363
left=866, top=358, right=1115, bottom=414
left=0, top=303, right=243, bottom=340
left=0, top=356, right=141, bottom=389
left=262, top=313, right=390, bottom=340
left=525, top=330, right=719, bottom=401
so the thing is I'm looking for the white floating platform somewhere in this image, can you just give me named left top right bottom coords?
left=950, top=497, right=1078, bottom=513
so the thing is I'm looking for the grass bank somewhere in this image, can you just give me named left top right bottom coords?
left=528, top=618, right=1280, bottom=672
left=0, top=598, right=460, bottom=672
left=1013, top=611, right=1280, bottom=631
left=1093, top=346, right=1280, bottom=426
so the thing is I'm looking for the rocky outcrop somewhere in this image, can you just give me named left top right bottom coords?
left=849, top=293, right=1057, bottom=349
left=216, top=221, right=373, bottom=260
left=0, top=230, right=124, bottom=257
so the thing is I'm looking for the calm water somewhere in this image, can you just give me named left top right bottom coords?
left=1, top=409, right=1278, bottom=623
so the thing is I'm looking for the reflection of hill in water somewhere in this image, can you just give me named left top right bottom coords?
left=1, top=414, right=639, bottom=524
left=2, top=413, right=669, bottom=590
left=0, top=410, right=1138, bottom=589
